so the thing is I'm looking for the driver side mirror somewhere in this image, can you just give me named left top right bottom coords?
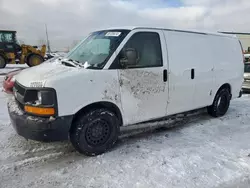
left=119, top=48, right=139, bottom=68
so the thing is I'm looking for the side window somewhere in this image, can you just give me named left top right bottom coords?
left=0, top=33, right=14, bottom=43
left=118, top=32, right=163, bottom=68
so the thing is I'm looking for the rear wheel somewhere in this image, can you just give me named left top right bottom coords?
left=27, top=54, right=43, bottom=67
left=0, top=55, right=7, bottom=69
left=207, top=88, right=231, bottom=117
left=70, top=108, right=120, bottom=156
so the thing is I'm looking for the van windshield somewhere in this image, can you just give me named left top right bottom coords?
left=66, top=29, right=130, bottom=69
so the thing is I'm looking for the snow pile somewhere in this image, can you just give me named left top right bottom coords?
left=0, top=64, right=28, bottom=75
left=7, top=96, right=24, bottom=115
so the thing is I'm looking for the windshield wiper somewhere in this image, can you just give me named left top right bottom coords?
left=61, top=58, right=84, bottom=68
left=68, top=58, right=80, bottom=64
left=61, top=60, right=77, bottom=67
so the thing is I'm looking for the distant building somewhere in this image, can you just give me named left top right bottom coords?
left=220, top=32, right=250, bottom=52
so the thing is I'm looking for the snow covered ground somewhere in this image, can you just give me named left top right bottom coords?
left=1, top=65, right=250, bottom=188
left=0, top=64, right=28, bottom=76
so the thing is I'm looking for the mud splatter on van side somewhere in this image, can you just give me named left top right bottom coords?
left=119, top=69, right=165, bottom=98
left=102, top=79, right=120, bottom=103
left=119, top=69, right=166, bottom=124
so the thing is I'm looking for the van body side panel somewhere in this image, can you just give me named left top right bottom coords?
left=45, top=69, right=122, bottom=117
left=163, top=31, right=196, bottom=115
left=179, top=33, right=215, bottom=108
left=212, top=36, right=244, bottom=99
left=164, top=30, right=243, bottom=116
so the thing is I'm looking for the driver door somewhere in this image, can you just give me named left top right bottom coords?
left=114, top=30, right=169, bottom=125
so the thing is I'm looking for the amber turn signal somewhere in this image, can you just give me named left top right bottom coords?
left=24, top=105, right=55, bottom=116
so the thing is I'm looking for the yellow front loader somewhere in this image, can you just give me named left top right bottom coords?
left=0, top=30, right=46, bottom=68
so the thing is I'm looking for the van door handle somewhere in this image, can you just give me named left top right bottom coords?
left=163, top=69, right=167, bottom=82
left=191, top=69, right=195, bottom=79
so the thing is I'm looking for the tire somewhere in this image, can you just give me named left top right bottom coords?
left=207, top=88, right=231, bottom=117
left=0, top=55, right=7, bottom=69
left=70, top=108, right=120, bottom=156
left=27, top=54, right=43, bottom=67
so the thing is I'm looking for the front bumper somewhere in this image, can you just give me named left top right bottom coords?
left=7, top=97, right=73, bottom=142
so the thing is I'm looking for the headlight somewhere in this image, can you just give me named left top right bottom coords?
left=37, top=91, right=42, bottom=102
left=36, top=90, right=55, bottom=105
left=24, top=89, right=57, bottom=116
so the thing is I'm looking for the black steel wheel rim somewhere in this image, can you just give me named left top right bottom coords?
left=84, top=119, right=111, bottom=147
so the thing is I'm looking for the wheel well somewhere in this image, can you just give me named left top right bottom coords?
left=218, top=83, right=231, bottom=93
left=217, top=83, right=231, bottom=98
left=71, top=102, right=123, bottom=128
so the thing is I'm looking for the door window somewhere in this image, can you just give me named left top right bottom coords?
left=118, top=32, right=163, bottom=68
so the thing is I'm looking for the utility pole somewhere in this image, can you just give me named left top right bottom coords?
left=45, top=24, right=51, bottom=53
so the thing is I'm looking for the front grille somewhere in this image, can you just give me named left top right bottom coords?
left=16, top=99, right=24, bottom=110
left=14, top=81, right=26, bottom=96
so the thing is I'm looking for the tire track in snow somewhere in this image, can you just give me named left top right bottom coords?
left=0, top=132, right=75, bottom=171
left=0, top=152, right=64, bottom=172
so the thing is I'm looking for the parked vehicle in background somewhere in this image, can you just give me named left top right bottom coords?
left=2, top=55, right=64, bottom=94
left=7, top=27, right=244, bottom=156
left=3, top=69, right=22, bottom=93
left=243, top=61, right=250, bottom=92
left=0, top=30, right=47, bottom=68
left=244, top=54, right=250, bottom=62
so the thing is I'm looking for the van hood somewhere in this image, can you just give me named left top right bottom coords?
left=15, top=61, right=82, bottom=87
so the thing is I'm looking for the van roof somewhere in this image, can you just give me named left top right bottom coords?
left=103, top=26, right=237, bottom=38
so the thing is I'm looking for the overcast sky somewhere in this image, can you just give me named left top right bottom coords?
left=0, top=0, right=249, bottom=51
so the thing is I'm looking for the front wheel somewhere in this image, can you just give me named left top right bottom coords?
left=27, top=54, right=43, bottom=67
left=207, top=88, right=231, bottom=117
left=70, top=108, right=120, bottom=156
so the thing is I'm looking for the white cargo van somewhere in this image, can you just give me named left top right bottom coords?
left=8, top=27, right=244, bottom=156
